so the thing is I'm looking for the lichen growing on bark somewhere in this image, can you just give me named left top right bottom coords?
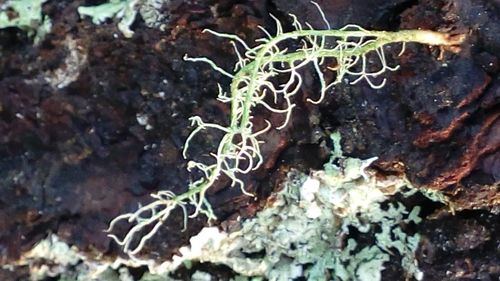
left=140, top=133, right=445, bottom=281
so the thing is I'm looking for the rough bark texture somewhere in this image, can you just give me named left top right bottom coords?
left=0, top=0, right=498, bottom=280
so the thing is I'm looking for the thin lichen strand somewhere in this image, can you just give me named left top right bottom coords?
left=233, top=27, right=464, bottom=125
left=107, top=7, right=464, bottom=258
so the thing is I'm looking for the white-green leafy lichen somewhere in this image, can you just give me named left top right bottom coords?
left=4, top=234, right=144, bottom=281
left=0, top=0, right=51, bottom=42
left=78, top=0, right=140, bottom=38
left=8, top=234, right=83, bottom=280
left=5, top=134, right=448, bottom=281
left=77, top=0, right=169, bottom=38
left=139, top=132, right=445, bottom=281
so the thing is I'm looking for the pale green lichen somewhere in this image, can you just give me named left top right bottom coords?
left=77, top=0, right=169, bottom=38
left=78, top=0, right=140, bottom=38
left=5, top=234, right=137, bottom=281
left=5, top=133, right=448, bottom=281
left=10, top=234, right=83, bottom=280
left=138, top=132, right=446, bottom=281
left=106, top=6, right=464, bottom=256
left=0, top=0, right=51, bottom=42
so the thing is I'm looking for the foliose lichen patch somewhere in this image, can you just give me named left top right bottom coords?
left=143, top=132, right=445, bottom=280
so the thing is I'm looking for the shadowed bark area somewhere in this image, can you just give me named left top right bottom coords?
left=0, top=0, right=498, bottom=280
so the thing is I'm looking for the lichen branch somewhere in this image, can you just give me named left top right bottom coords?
left=107, top=4, right=464, bottom=258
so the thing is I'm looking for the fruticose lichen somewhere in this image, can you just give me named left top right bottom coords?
left=106, top=3, right=464, bottom=256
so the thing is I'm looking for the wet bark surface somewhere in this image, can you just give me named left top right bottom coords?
left=0, top=0, right=498, bottom=280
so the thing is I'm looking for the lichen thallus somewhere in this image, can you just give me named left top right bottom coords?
left=106, top=3, right=464, bottom=258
